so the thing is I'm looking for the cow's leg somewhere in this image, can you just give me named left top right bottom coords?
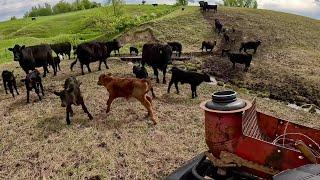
left=66, top=105, right=72, bottom=125
left=98, top=60, right=102, bottom=71
left=232, top=62, right=236, bottom=69
left=167, top=79, right=174, bottom=93
left=39, top=81, right=44, bottom=96
left=254, top=48, right=257, bottom=54
left=191, top=85, right=198, bottom=98
left=13, top=81, right=19, bottom=95
left=162, top=68, right=167, bottom=84
left=35, top=85, right=42, bottom=101
left=80, top=63, right=85, bottom=75
left=174, top=82, right=180, bottom=94
left=8, top=84, right=14, bottom=97
left=26, top=90, right=30, bottom=103
left=51, top=60, right=57, bottom=76
left=68, top=52, right=71, bottom=60
left=138, top=95, right=157, bottom=125
left=70, top=108, right=74, bottom=117
left=244, top=65, right=249, bottom=72
left=106, top=95, right=116, bottom=113
left=3, top=81, right=8, bottom=94
left=146, top=95, right=153, bottom=105
left=86, top=63, right=92, bottom=73
left=43, top=66, right=48, bottom=77
left=153, top=67, right=159, bottom=83
left=81, top=101, right=93, bottom=120
left=103, top=59, right=109, bottom=69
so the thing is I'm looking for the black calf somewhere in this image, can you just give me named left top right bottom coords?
left=130, top=47, right=139, bottom=55
left=54, top=76, right=93, bottom=125
left=133, top=65, right=148, bottom=79
left=167, top=67, right=211, bottom=98
left=2, top=70, right=19, bottom=97
left=214, top=19, right=223, bottom=34
left=227, top=53, right=253, bottom=72
left=239, top=40, right=261, bottom=54
left=22, top=70, right=44, bottom=103
left=201, top=41, right=216, bottom=52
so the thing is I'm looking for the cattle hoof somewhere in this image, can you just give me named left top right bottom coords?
left=89, top=115, right=93, bottom=120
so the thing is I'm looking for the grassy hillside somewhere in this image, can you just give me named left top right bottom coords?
left=119, top=6, right=320, bottom=107
left=0, top=5, right=177, bottom=63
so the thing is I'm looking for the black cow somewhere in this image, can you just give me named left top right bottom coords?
left=54, top=76, right=93, bottom=125
left=201, top=41, right=216, bottom=52
left=167, top=42, right=182, bottom=57
left=53, top=54, right=63, bottom=71
left=130, top=47, right=139, bottom=55
left=2, top=70, right=19, bottom=97
left=50, top=42, right=72, bottom=60
left=132, top=66, right=156, bottom=97
left=221, top=49, right=231, bottom=57
left=133, top=65, right=148, bottom=79
left=199, top=1, right=205, bottom=8
left=21, top=69, right=44, bottom=103
left=31, top=17, right=36, bottom=21
left=227, top=52, right=253, bottom=72
left=214, top=19, right=223, bottom=34
left=152, top=3, right=158, bottom=6
left=142, top=43, right=172, bottom=84
left=70, top=42, right=109, bottom=75
left=8, top=44, right=55, bottom=77
left=167, top=67, right=211, bottom=98
left=223, top=33, right=230, bottom=43
left=106, top=39, right=122, bottom=56
left=239, top=40, right=261, bottom=54
left=203, top=2, right=217, bottom=13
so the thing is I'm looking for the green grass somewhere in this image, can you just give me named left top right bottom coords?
left=0, top=5, right=178, bottom=63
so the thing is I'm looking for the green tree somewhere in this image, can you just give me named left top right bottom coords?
left=223, top=0, right=258, bottom=8
left=107, top=0, right=124, bottom=16
left=53, top=0, right=73, bottom=14
left=176, top=0, right=188, bottom=6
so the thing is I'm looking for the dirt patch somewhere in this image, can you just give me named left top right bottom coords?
left=119, top=26, right=160, bottom=45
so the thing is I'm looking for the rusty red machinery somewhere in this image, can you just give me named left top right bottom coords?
left=200, top=90, right=320, bottom=178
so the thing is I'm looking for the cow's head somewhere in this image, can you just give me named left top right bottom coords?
left=8, top=44, right=25, bottom=61
left=97, top=73, right=112, bottom=86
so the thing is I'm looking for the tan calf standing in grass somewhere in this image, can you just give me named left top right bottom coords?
left=97, top=73, right=157, bottom=125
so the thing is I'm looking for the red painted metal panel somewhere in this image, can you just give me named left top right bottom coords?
left=235, top=137, right=311, bottom=170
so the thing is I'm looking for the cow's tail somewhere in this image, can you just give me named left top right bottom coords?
left=144, top=79, right=156, bottom=98
left=70, top=58, right=78, bottom=71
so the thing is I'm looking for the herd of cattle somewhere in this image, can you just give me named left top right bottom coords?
left=1, top=4, right=262, bottom=125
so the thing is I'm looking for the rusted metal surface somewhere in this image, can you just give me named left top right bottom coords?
left=200, top=96, right=320, bottom=178
left=257, top=112, right=320, bottom=148
left=204, top=112, right=243, bottom=156
left=242, top=98, right=269, bottom=141
left=234, top=137, right=311, bottom=170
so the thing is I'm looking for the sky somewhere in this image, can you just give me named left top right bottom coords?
left=0, top=0, right=319, bottom=22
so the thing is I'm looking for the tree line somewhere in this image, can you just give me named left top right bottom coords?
left=24, top=0, right=102, bottom=18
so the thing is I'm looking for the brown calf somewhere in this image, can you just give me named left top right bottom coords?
left=97, top=73, right=157, bottom=125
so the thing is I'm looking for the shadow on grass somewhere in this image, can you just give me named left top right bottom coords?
left=36, top=115, right=67, bottom=137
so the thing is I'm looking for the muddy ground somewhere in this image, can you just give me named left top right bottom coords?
left=0, top=58, right=319, bottom=179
